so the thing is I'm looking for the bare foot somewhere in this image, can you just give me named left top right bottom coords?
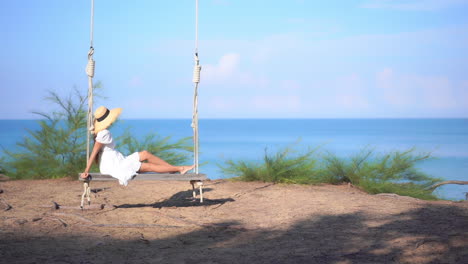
left=180, top=165, right=195, bottom=175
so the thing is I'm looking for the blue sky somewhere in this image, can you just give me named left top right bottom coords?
left=1, top=0, right=467, bottom=119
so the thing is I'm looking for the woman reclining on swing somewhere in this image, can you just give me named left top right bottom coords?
left=80, top=106, right=195, bottom=186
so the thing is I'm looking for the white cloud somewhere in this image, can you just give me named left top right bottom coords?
left=202, top=53, right=270, bottom=90
left=203, top=53, right=240, bottom=84
left=148, top=25, right=467, bottom=118
left=376, top=68, right=457, bottom=109
left=460, top=81, right=468, bottom=108
left=361, top=0, right=468, bottom=11
left=376, top=68, right=413, bottom=106
left=418, top=77, right=455, bottom=109
left=333, top=74, right=370, bottom=109
left=336, top=94, right=370, bottom=109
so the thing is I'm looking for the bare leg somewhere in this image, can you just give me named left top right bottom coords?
left=139, top=150, right=171, bottom=166
left=139, top=163, right=195, bottom=174
left=138, top=151, right=194, bottom=174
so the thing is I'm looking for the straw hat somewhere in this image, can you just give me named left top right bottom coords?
left=93, top=106, right=122, bottom=134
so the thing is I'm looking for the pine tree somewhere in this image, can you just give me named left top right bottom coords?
left=1, top=88, right=88, bottom=179
left=1, top=86, right=193, bottom=179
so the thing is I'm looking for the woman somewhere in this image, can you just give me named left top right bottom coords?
left=80, top=106, right=194, bottom=186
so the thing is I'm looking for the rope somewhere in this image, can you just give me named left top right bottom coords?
left=191, top=82, right=199, bottom=174
left=195, top=0, right=199, bottom=55
left=191, top=0, right=201, bottom=174
left=89, top=0, right=94, bottom=48
left=86, top=0, right=95, bottom=164
left=86, top=48, right=95, bottom=77
left=192, top=54, right=201, bottom=83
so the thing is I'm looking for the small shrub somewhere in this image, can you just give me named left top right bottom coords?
left=358, top=180, right=439, bottom=200
left=220, top=144, right=442, bottom=200
left=220, top=145, right=321, bottom=184
left=1, top=89, right=88, bottom=179
left=320, top=148, right=441, bottom=199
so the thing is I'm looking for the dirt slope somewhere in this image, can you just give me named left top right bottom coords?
left=1, top=178, right=467, bottom=264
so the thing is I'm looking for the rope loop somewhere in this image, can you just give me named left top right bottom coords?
left=192, top=54, right=201, bottom=83
left=86, top=59, right=95, bottom=78
left=86, top=46, right=96, bottom=78
left=192, top=65, right=201, bottom=83
left=86, top=47, right=95, bottom=77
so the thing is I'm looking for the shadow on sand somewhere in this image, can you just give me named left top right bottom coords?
left=1, top=204, right=467, bottom=263
left=115, top=188, right=235, bottom=209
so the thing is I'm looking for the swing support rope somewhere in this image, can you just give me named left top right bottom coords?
left=79, top=0, right=206, bottom=208
left=191, top=0, right=202, bottom=175
left=84, top=0, right=201, bottom=174
left=85, top=0, right=95, bottom=164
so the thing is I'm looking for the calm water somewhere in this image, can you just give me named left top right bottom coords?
left=1, top=119, right=467, bottom=200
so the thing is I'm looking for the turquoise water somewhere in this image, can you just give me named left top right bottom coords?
left=1, top=119, right=467, bottom=200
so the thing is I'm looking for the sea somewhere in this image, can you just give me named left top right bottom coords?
left=1, top=119, right=467, bottom=201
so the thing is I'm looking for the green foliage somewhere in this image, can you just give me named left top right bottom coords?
left=0, top=157, right=6, bottom=174
left=220, top=144, right=442, bottom=200
left=358, top=181, right=439, bottom=200
left=221, top=145, right=321, bottom=184
left=320, top=148, right=441, bottom=200
left=118, top=129, right=193, bottom=165
left=1, top=88, right=88, bottom=179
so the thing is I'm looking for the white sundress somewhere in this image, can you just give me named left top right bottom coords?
left=96, top=129, right=142, bottom=186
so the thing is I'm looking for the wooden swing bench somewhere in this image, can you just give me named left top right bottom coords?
left=80, top=0, right=207, bottom=210
left=78, top=173, right=209, bottom=209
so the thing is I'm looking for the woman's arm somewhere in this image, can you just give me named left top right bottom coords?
left=80, top=141, right=103, bottom=178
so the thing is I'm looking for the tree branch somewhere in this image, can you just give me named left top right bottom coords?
left=426, top=180, right=468, bottom=191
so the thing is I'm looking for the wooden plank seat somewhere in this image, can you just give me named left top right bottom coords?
left=79, top=173, right=208, bottom=181
left=78, top=173, right=209, bottom=208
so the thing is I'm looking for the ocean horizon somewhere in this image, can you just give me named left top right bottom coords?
left=1, top=118, right=467, bottom=201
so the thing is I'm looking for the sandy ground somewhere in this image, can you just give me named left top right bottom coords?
left=0, top=177, right=467, bottom=264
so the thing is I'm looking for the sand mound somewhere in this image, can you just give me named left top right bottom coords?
left=1, top=178, right=467, bottom=263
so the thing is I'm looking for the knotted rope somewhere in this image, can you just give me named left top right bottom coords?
left=191, top=0, right=201, bottom=174
left=82, top=0, right=95, bottom=209
left=86, top=48, right=95, bottom=78
left=192, top=54, right=201, bottom=83
left=86, top=0, right=95, bottom=165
